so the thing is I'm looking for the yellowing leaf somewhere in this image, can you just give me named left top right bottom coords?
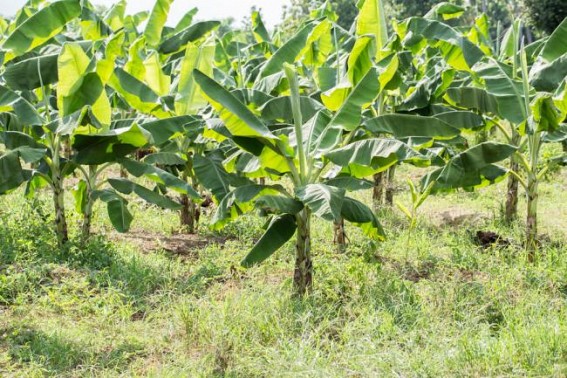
left=144, top=52, right=171, bottom=96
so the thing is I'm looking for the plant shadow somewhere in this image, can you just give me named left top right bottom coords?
left=0, top=326, right=144, bottom=374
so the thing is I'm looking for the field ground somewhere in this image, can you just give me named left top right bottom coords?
left=0, top=165, right=566, bottom=377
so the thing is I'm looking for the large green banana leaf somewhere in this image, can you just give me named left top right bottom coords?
left=364, top=114, right=460, bottom=138
left=144, top=0, right=174, bottom=48
left=0, top=85, right=43, bottom=126
left=325, top=139, right=428, bottom=178
left=108, top=178, right=181, bottom=210
left=295, top=183, right=345, bottom=222
left=119, top=158, right=200, bottom=198
left=259, top=22, right=317, bottom=78
left=72, top=124, right=150, bottom=165
left=424, top=142, right=516, bottom=191
left=341, top=197, right=385, bottom=240
left=91, top=189, right=133, bottom=233
left=3, top=0, right=81, bottom=60
left=159, top=21, right=220, bottom=55
left=175, top=43, right=215, bottom=116
left=193, top=69, right=274, bottom=139
left=3, top=53, right=59, bottom=90
left=355, top=0, right=388, bottom=60
left=241, top=214, right=296, bottom=267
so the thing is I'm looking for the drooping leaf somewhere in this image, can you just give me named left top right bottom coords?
left=433, top=111, right=485, bottom=130
left=175, top=43, right=215, bottom=115
left=0, top=151, right=27, bottom=194
left=3, top=53, right=59, bottom=90
left=144, top=0, right=174, bottom=48
left=140, top=116, right=198, bottom=145
left=325, top=139, right=427, bottom=178
left=476, top=61, right=527, bottom=124
left=445, top=87, right=501, bottom=119
left=3, top=0, right=81, bottom=60
left=530, top=53, right=567, bottom=92
left=241, top=214, right=296, bottom=267
left=0, top=85, right=43, bottom=126
left=72, top=124, right=150, bottom=165
left=327, top=68, right=380, bottom=131
left=404, top=18, right=484, bottom=71
left=341, top=197, right=385, bottom=240
left=254, top=195, right=304, bottom=215
left=532, top=95, right=561, bottom=133
left=109, top=68, right=168, bottom=118
left=296, top=183, right=345, bottom=222
left=324, top=177, right=374, bottom=191
left=143, top=152, right=186, bottom=166
left=108, top=178, right=182, bottom=210
left=194, top=70, right=274, bottom=139
left=427, top=142, right=516, bottom=190
left=261, top=96, right=324, bottom=123
left=159, top=21, right=220, bottom=55
left=356, top=0, right=388, bottom=60
left=72, top=179, right=88, bottom=214
left=193, top=154, right=232, bottom=201
left=364, top=114, right=460, bottom=139
left=212, top=184, right=283, bottom=229
left=119, top=158, right=200, bottom=198
left=259, top=22, right=317, bottom=78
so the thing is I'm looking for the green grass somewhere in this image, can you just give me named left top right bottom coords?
left=0, top=168, right=566, bottom=377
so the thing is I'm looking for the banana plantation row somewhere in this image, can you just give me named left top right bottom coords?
left=0, top=0, right=566, bottom=295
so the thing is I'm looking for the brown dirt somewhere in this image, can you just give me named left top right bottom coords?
left=436, top=207, right=487, bottom=227
left=110, top=229, right=228, bottom=258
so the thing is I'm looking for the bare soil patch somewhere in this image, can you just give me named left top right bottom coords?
left=435, top=207, right=488, bottom=227
left=110, top=229, right=228, bottom=258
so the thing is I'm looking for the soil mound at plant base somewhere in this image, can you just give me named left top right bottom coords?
left=436, top=207, right=487, bottom=226
left=474, top=230, right=511, bottom=249
left=111, top=230, right=227, bottom=257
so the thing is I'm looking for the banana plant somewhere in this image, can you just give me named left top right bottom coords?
left=0, top=0, right=101, bottom=245
left=444, top=18, right=567, bottom=256
left=0, top=0, right=201, bottom=244
left=99, top=1, right=220, bottom=233
left=193, top=14, right=440, bottom=292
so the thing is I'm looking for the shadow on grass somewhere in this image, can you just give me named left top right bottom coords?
left=0, top=326, right=144, bottom=374
left=0, top=203, right=228, bottom=310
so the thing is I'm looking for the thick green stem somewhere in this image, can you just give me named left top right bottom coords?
left=53, top=179, right=68, bottom=247
left=81, top=196, right=94, bottom=242
left=505, top=131, right=522, bottom=223
left=284, top=64, right=307, bottom=183
left=505, top=160, right=520, bottom=223
left=294, top=209, right=312, bottom=297
left=526, top=174, right=538, bottom=260
left=372, top=172, right=384, bottom=212
left=80, top=166, right=98, bottom=243
left=333, top=217, right=347, bottom=253
left=180, top=166, right=198, bottom=233
left=372, top=94, right=387, bottom=211
left=180, top=194, right=197, bottom=233
left=519, top=40, right=539, bottom=260
left=51, top=138, right=68, bottom=247
left=525, top=131, right=541, bottom=259
left=385, top=165, right=396, bottom=206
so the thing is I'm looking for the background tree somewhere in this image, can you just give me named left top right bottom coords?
left=523, top=0, right=567, bottom=35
